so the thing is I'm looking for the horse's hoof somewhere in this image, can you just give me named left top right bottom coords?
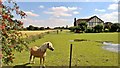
left=43, top=66, right=46, bottom=68
left=40, top=66, right=42, bottom=68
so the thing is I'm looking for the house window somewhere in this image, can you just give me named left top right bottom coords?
left=93, top=22, right=96, bottom=26
left=97, top=22, right=102, bottom=25
left=89, top=22, right=93, bottom=26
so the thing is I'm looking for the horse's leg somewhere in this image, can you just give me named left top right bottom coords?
left=40, top=58, right=42, bottom=68
left=32, top=56, right=35, bottom=64
left=40, top=58, right=42, bottom=65
left=43, top=57, right=46, bottom=68
left=29, top=54, right=32, bottom=63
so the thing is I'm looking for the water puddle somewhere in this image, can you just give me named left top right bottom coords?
left=72, top=39, right=120, bottom=52
left=102, top=42, right=120, bottom=52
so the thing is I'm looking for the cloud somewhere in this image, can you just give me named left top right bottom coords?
left=83, top=11, right=118, bottom=23
left=73, top=11, right=79, bottom=14
left=95, top=9, right=106, bottom=12
left=22, top=18, right=72, bottom=27
left=108, top=3, right=118, bottom=10
left=68, top=7, right=78, bottom=11
left=44, top=6, right=79, bottom=17
left=25, top=11, right=39, bottom=17
left=39, top=5, right=45, bottom=9
left=44, top=11, right=72, bottom=17
left=100, top=12, right=118, bottom=23
left=51, top=6, right=78, bottom=11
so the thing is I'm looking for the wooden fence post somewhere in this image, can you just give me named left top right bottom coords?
left=69, top=44, right=73, bottom=68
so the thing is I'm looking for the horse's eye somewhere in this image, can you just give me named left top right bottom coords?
left=47, top=45, right=50, bottom=48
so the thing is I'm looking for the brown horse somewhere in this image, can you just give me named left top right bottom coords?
left=29, top=42, right=54, bottom=67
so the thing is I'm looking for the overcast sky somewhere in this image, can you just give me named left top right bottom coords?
left=4, top=1, right=118, bottom=28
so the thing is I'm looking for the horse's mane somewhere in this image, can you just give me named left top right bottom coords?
left=38, top=42, right=48, bottom=51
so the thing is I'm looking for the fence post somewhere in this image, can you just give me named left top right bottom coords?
left=69, top=44, right=73, bottom=68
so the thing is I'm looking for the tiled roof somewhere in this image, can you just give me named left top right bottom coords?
left=76, top=16, right=104, bottom=24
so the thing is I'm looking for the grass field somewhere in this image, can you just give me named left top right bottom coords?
left=6, top=30, right=119, bottom=66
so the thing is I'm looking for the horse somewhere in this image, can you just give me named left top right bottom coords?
left=29, top=42, right=54, bottom=67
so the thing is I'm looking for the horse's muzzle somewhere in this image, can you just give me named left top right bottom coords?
left=49, top=47, right=54, bottom=51
left=51, top=48, right=54, bottom=51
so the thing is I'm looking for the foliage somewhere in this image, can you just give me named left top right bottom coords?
left=23, top=33, right=46, bottom=45
left=69, top=26, right=81, bottom=33
left=0, top=0, right=27, bottom=64
left=69, top=21, right=87, bottom=33
left=54, top=26, right=64, bottom=29
left=26, top=25, right=52, bottom=30
left=26, top=25, right=34, bottom=30
left=85, top=27, right=93, bottom=33
left=78, top=21, right=87, bottom=32
left=109, top=23, right=120, bottom=32
left=104, top=29, right=109, bottom=32
left=94, top=25, right=103, bottom=33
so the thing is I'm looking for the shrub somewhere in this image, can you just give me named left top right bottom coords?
left=94, top=25, right=103, bottom=33
left=85, top=28, right=93, bottom=33
left=69, top=26, right=81, bottom=33
left=1, top=0, right=28, bottom=64
left=104, top=29, right=109, bottom=32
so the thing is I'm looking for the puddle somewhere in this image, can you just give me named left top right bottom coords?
left=71, top=39, right=120, bottom=53
left=102, top=42, right=120, bottom=52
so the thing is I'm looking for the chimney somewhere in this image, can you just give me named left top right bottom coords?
left=74, top=18, right=76, bottom=26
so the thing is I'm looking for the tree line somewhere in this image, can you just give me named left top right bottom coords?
left=24, top=25, right=69, bottom=30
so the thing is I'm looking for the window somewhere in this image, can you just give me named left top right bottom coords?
left=93, top=22, right=96, bottom=26
left=89, top=22, right=93, bottom=26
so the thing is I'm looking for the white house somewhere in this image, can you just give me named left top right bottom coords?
left=74, top=16, right=104, bottom=27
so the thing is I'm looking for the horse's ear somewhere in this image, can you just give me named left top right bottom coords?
left=47, top=43, right=49, bottom=47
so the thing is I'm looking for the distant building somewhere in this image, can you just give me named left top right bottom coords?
left=74, top=16, right=104, bottom=27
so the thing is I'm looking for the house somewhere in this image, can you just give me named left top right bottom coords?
left=74, top=16, right=104, bottom=27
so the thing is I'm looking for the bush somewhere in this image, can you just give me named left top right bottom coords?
left=39, top=27, right=45, bottom=30
left=94, top=25, right=103, bottom=33
left=104, top=29, right=109, bottom=32
left=85, top=28, right=93, bottom=33
left=117, top=28, right=120, bottom=32
left=1, top=0, right=27, bottom=64
left=69, top=27, right=75, bottom=32
left=69, top=26, right=81, bottom=33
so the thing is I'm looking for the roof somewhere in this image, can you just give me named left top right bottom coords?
left=76, top=16, right=104, bottom=24
left=76, top=19, right=89, bottom=23
left=104, top=22, right=113, bottom=24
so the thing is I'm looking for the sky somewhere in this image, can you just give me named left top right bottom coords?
left=4, top=1, right=119, bottom=28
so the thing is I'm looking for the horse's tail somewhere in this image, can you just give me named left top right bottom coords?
left=29, top=46, right=38, bottom=52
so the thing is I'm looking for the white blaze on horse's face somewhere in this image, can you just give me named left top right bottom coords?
left=47, top=42, right=54, bottom=51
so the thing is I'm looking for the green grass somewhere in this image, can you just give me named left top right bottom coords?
left=6, top=31, right=119, bottom=66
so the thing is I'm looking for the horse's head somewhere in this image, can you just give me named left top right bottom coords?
left=46, top=42, right=54, bottom=51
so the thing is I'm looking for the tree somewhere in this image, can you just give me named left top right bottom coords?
left=45, top=27, right=50, bottom=30
left=104, top=22, right=112, bottom=31
left=26, top=25, right=34, bottom=30
left=94, top=25, right=103, bottom=33
left=110, top=23, right=120, bottom=32
left=78, top=21, right=87, bottom=32
left=39, top=27, right=45, bottom=30
left=69, top=26, right=81, bottom=33
left=0, top=0, right=27, bottom=65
